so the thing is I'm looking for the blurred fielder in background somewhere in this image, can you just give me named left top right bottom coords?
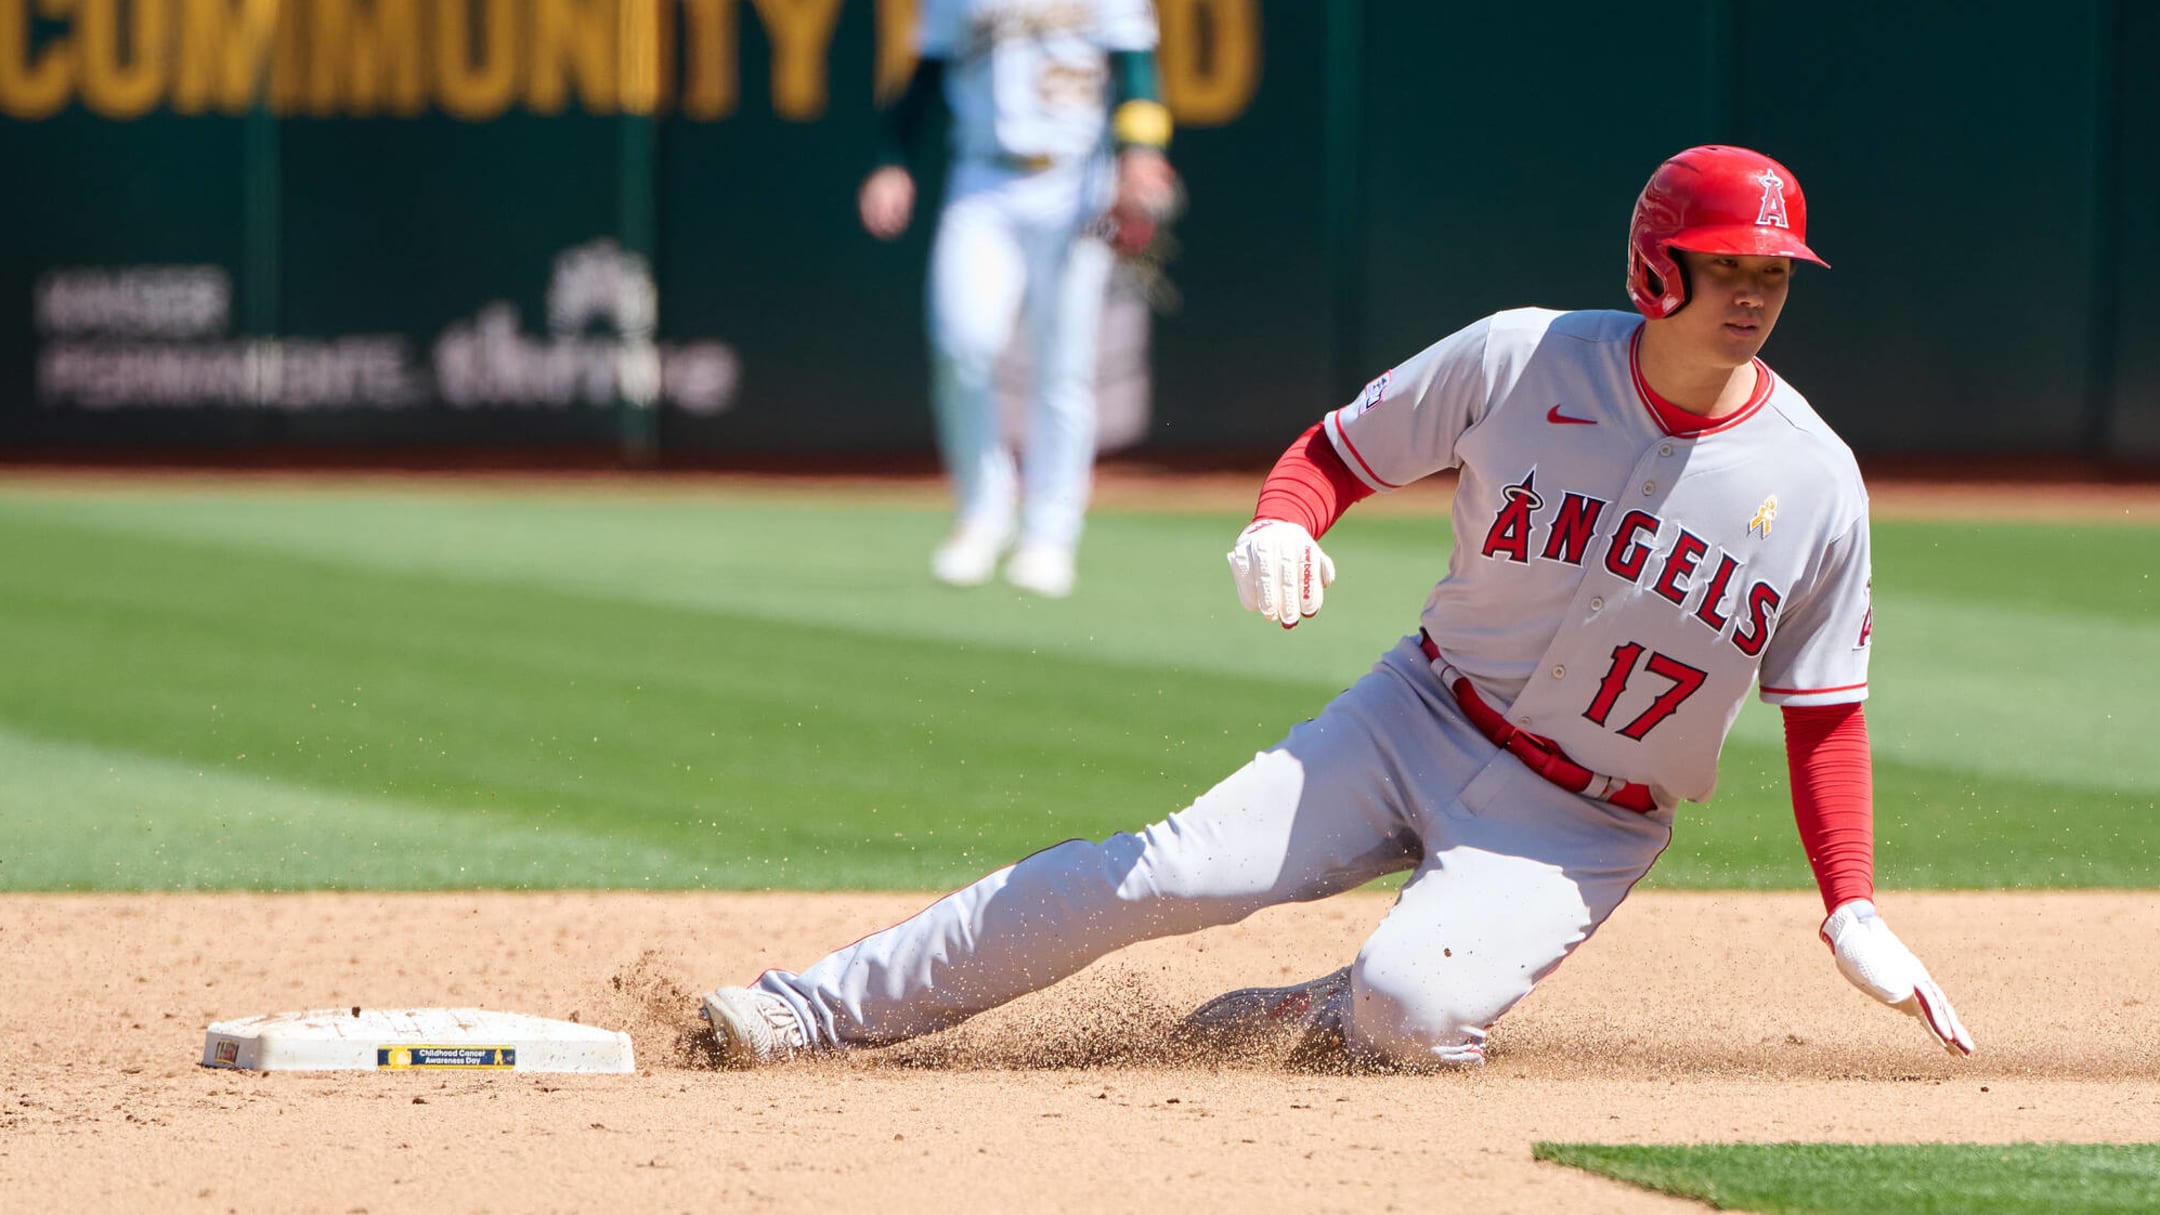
left=859, top=0, right=1179, bottom=598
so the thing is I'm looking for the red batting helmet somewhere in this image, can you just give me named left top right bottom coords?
left=1626, top=145, right=1829, bottom=319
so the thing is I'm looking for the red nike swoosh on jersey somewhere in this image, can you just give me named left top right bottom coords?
left=1547, top=405, right=1597, bottom=425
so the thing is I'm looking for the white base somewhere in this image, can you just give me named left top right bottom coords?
left=202, top=1008, right=635, bottom=1074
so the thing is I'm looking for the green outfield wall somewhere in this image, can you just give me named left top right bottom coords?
left=1, top=0, right=2152, bottom=461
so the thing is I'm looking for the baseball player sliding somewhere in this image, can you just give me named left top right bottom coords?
left=860, top=0, right=1179, bottom=598
left=706, top=145, right=1972, bottom=1069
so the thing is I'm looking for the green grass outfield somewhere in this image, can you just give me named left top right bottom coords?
left=1535, top=1142, right=2160, bottom=1214
left=1, top=480, right=2154, bottom=892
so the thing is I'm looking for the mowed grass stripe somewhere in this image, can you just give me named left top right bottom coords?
left=1534, top=1142, right=2160, bottom=1214
left=6, top=489, right=2157, bottom=793
left=0, top=488, right=1433, bottom=684
left=2, top=487, right=2155, bottom=891
left=1652, top=737, right=2157, bottom=889
left=0, top=725, right=709, bottom=890
left=0, top=513, right=1318, bottom=890
left=1873, top=519, right=2160, bottom=626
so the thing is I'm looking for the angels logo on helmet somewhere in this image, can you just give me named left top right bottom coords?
left=1754, top=169, right=1793, bottom=229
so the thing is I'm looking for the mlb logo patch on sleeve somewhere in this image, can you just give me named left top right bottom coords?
left=1360, top=369, right=1393, bottom=410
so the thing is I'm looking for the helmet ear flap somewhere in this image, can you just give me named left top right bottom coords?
left=1627, top=179, right=1688, bottom=318
left=1627, top=236, right=1688, bottom=319
left=1655, top=252, right=1692, bottom=316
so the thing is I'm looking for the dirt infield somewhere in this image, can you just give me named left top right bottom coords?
left=4, top=890, right=2155, bottom=1213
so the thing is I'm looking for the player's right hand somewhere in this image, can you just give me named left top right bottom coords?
left=859, top=166, right=915, bottom=240
left=1227, top=520, right=1335, bottom=629
left=1821, top=898, right=1975, bottom=1056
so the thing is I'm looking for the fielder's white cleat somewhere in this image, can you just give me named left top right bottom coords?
left=930, top=527, right=1007, bottom=587
left=699, top=987, right=809, bottom=1068
left=1173, top=965, right=1351, bottom=1056
left=1002, top=542, right=1076, bottom=598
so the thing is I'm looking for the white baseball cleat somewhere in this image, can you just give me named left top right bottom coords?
left=699, top=987, right=809, bottom=1067
left=1173, top=965, right=1351, bottom=1056
left=930, top=526, right=1007, bottom=587
left=1002, top=542, right=1076, bottom=598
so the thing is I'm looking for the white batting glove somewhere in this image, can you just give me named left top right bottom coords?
left=1227, top=520, right=1335, bottom=629
left=1821, top=899, right=1975, bottom=1056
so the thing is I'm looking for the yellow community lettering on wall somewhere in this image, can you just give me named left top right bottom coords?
left=0, top=0, right=1259, bottom=125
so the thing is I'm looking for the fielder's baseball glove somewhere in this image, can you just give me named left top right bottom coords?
left=1096, top=179, right=1186, bottom=312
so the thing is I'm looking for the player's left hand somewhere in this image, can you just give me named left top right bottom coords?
left=1227, top=520, right=1335, bottom=629
left=1821, top=898, right=1975, bottom=1056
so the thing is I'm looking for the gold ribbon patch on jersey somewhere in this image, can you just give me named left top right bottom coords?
left=1748, top=495, right=1777, bottom=538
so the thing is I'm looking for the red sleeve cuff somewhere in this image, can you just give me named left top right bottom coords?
left=1782, top=702, right=1876, bottom=916
left=1253, top=422, right=1374, bottom=537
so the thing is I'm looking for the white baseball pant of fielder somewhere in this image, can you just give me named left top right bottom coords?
left=929, top=157, right=1117, bottom=568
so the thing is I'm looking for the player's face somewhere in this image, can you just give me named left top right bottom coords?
left=1672, top=251, right=1791, bottom=365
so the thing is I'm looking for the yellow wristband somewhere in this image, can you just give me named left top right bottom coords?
left=1112, top=99, right=1173, bottom=150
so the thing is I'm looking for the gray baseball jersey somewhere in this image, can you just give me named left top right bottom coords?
left=730, top=306, right=1875, bottom=1069
left=1326, top=307, right=1872, bottom=804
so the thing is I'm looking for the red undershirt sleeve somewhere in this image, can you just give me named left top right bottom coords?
left=1782, top=701, right=1876, bottom=920
left=1252, top=422, right=1376, bottom=536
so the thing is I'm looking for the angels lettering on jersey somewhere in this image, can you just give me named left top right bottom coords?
left=1479, top=469, right=1783, bottom=658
